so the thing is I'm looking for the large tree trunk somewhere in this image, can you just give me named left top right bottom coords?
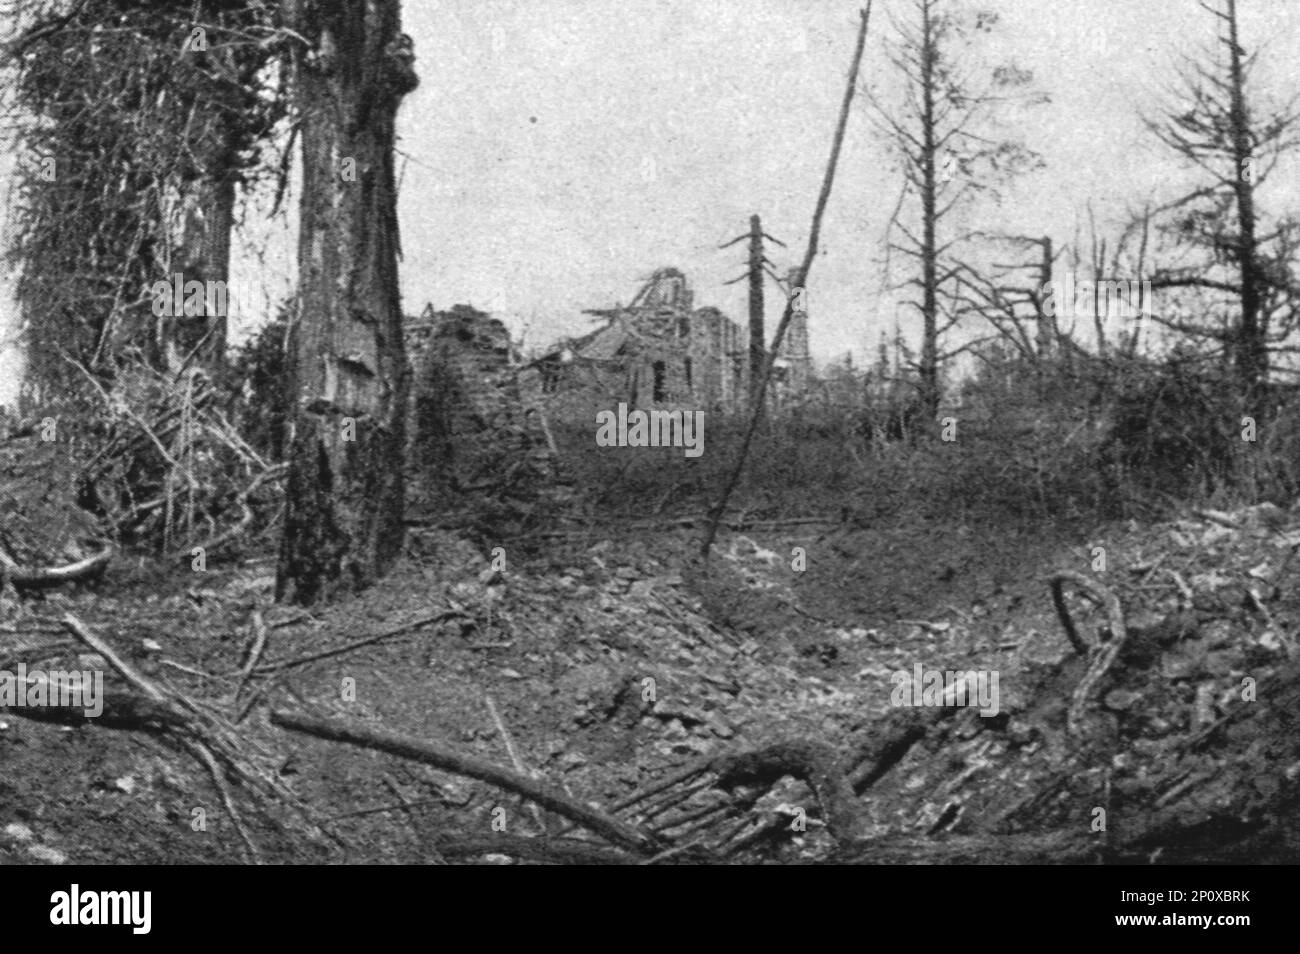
left=276, top=0, right=418, bottom=605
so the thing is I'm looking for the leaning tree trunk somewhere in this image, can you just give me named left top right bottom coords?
left=276, top=0, right=418, bottom=605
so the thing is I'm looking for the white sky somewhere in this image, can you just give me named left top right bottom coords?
left=4, top=0, right=1300, bottom=406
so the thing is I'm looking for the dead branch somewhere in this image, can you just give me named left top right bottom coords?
left=1046, top=572, right=1130, bottom=732
left=62, top=613, right=170, bottom=705
left=234, top=609, right=269, bottom=701
left=182, top=736, right=261, bottom=865
left=485, top=693, right=546, bottom=832
left=249, top=610, right=470, bottom=675
left=169, top=463, right=287, bottom=560
left=1048, top=570, right=1106, bottom=655
left=57, top=614, right=335, bottom=856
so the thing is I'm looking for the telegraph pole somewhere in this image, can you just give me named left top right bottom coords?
left=721, top=214, right=786, bottom=406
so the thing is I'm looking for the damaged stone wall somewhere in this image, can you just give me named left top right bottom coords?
left=407, top=305, right=555, bottom=507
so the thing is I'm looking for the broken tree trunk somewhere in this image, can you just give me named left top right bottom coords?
left=276, top=0, right=418, bottom=605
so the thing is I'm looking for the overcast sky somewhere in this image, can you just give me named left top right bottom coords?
left=4, top=0, right=1300, bottom=404
left=382, top=0, right=1300, bottom=359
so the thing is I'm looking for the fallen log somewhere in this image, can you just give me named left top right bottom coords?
left=269, top=709, right=661, bottom=855
left=1, top=680, right=188, bottom=731
left=0, top=542, right=112, bottom=587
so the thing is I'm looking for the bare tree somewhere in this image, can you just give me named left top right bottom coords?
left=1145, top=0, right=1300, bottom=412
left=868, top=0, right=1043, bottom=418
left=275, top=0, right=418, bottom=604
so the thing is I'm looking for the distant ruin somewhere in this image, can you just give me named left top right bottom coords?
left=401, top=271, right=812, bottom=501
left=523, top=268, right=810, bottom=413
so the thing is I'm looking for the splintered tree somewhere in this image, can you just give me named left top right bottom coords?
left=869, top=0, right=1042, bottom=418
left=1145, top=0, right=1300, bottom=415
left=275, top=0, right=418, bottom=605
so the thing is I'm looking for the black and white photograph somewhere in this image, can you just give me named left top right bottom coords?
left=0, top=0, right=1291, bottom=912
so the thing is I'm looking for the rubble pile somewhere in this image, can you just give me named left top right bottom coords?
left=829, top=501, right=1300, bottom=863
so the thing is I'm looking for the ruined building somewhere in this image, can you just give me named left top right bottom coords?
left=401, top=269, right=811, bottom=509
left=523, top=267, right=809, bottom=413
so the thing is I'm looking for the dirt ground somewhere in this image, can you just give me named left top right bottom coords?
left=3, top=500, right=1299, bottom=864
